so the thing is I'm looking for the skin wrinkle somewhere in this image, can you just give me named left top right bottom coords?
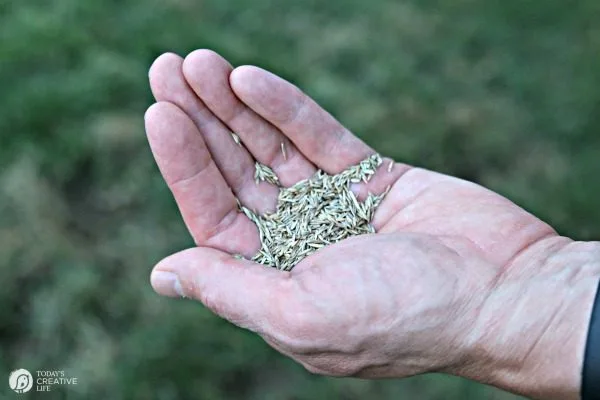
left=269, top=150, right=306, bottom=187
left=191, top=254, right=276, bottom=332
left=504, top=237, right=571, bottom=279
left=352, top=254, right=379, bottom=340
left=342, top=254, right=384, bottom=352
left=170, top=175, right=238, bottom=244
left=202, top=129, right=257, bottom=192
left=518, top=299, right=564, bottom=370
left=397, top=217, right=487, bottom=263
left=169, top=156, right=215, bottom=192
left=280, top=84, right=309, bottom=128
left=500, top=231, right=561, bottom=274
left=441, top=270, right=488, bottom=372
left=286, top=260, right=371, bottom=355
left=261, top=136, right=293, bottom=173
left=191, top=115, right=227, bottom=134
left=281, top=282, right=342, bottom=353
left=376, top=169, right=434, bottom=230
left=203, top=208, right=244, bottom=246
left=145, top=102, right=209, bottom=186
left=566, top=245, right=600, bottom=285
left=335, top=135, right=374, bottom=173
left=265, top=315, right=322, bottom=355
left=359, top=257, right=403, bottom=357
left=214, top=90, right=249, bottom=126
left=399, top=184, right=477, bottom=224
left=229, top=161, right=259, bottom=197
left=462, top=278, right=503, bottom=370
left=379, top=186, right=434, bottom=229
left=302, top=354, right=366, bottom=377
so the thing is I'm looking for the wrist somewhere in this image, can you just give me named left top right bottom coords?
left=459, top=238, right=600, bottom=399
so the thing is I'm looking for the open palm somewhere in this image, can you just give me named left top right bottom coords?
left=145, top=50, right=566, bottom=381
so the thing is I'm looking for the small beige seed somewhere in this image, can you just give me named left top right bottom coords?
left=242, top=154, right=387, bottom=270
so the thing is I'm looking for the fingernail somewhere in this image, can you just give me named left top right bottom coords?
left=151, top=271, right=185, bottom=298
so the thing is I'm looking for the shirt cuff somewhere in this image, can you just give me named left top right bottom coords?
left=582, top=280, right=600, bottom=400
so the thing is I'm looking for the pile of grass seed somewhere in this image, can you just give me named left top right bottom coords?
left=238, top=150, right=389, bottom=271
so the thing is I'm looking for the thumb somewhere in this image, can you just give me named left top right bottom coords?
left=150, top=247, right=288, bottom=332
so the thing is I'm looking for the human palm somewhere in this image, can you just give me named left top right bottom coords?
left=145, top=50, right=564, bottom=380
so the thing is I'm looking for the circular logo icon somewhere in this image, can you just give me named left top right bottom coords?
left=9, top=369, right=33, bottom=393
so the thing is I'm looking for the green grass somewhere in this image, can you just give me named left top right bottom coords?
left=1, top=0, right=599, bottom=398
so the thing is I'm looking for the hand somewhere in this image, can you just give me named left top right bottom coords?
left=144, top=50, right=600, bottom=399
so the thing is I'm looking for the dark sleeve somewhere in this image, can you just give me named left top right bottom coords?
left=582, top=280, right=600, bottom=400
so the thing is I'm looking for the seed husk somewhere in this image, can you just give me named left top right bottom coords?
left=281, top=142, right=287, bottom=161
left=231, top=132, right=242, bottom=146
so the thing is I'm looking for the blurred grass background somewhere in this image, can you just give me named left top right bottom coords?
left=1, top=0, right=599, bottom=398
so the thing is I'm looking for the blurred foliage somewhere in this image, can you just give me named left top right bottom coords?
left=1, top=0, right=599, bottom=398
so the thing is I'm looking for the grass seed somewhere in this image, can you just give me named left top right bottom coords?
left=244, top=154, right=387, bottom=271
